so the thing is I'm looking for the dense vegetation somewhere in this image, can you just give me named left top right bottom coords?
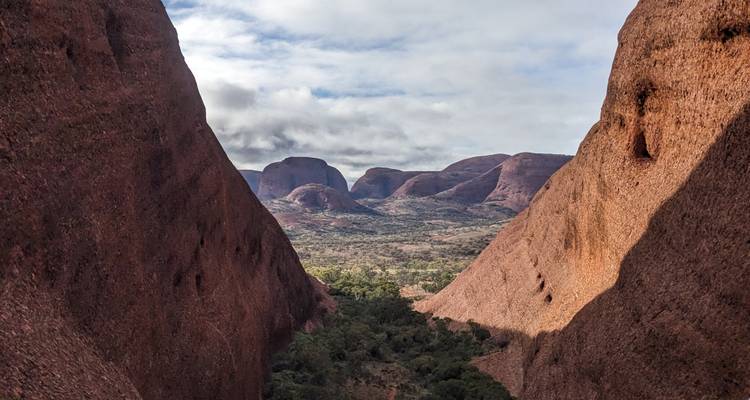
left=264, top=270, right=512, bottom=400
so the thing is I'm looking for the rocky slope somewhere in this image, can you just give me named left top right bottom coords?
left=257, top=157, right=349, bottom=200
left=350, top=168, right=426, bottom=199
left=286, top=184, right=371, bottom=213
left=0, top=2, right=327, bottom=399
left=239, top=169, right=261, bottom=193
left=417, top=0, right=750, bottom=398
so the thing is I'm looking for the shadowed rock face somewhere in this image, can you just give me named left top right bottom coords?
left=0, top=2, right=326, bottom=399
left=524, top=104, right=750, bottom=400
left=418, top=0, right=750, bottom=398
left=239, top=169, right=261, bottom=193
left=286, top=184, right=371, bottom=213
left=350, top=168, right=426, bottom=199
left=257, top=157, right=349, bottom=200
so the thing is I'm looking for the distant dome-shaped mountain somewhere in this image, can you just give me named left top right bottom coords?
left=433, top=164, right=503, bottom=204
left=389, top=154, right=512, bottom=199
left=350, top=168, right=427, bottom=199
left=432, top=153, right=570, bottom=211
left=483, top=153, right=572, bottom=212
left=442, top=153, right=510, bottom=174
left=286, top=184, right=371, bottom=213
left=257, top=157, right=349, bottom=199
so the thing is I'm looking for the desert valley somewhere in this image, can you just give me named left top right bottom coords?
left=2, top=1, right=750, bottom=400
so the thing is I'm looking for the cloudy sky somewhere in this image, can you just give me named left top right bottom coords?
left=164, top=0, right=638, bottom=182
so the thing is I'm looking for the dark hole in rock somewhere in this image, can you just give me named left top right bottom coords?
left=65, top=46, right=75, bottom=62
left=172, top=272, right=182, bottom=287
left=635, top=84, right=654, bottom=117
left=199, top=236, right=205, bottom=247
left=719, top=24, right=750, bottom=44
left=105, top=10, right=126, bottom=70
left=545, top=294, right=553, bottom=304
left=538, top=280, right=546, bottom=292
left=633, top=130, right=653, bottom=160
left=497, top=340, right=510, bottom=349
left=719, top=27, right=741, bottom=43
left=536, top=273, right=542, bottom=280
left=195, top=274, right=203, bottom=293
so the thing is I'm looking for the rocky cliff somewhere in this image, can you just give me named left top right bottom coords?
left=0, top=2, right=326, bottom=399
left=257, top=157, right=349, bottom=200
left=417, top=1, right=750, bottom=398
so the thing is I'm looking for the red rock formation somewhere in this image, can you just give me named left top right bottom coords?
left=257, top=157, right=349, bottom=200
left=417, top=1, right=750, bottom=398
left=390, top=154, right=513, bottom=199
left=433, top=164, right=503, bottom=204
left=350, top=168, right=426, bottom=199
left=442, top=153, right=510, bottom=174
left=390, top=171, right=478, bottom=198
left=433, top=153, right=570, bottom=210
left=0, top=2, right=327, bottom=399
left=286, top=184, right=371, bottom=213
left=239, top=169, right=261, bottom=193
left=483, top=153, right=571, bottom=212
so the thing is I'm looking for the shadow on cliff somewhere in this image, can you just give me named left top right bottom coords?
left=481, top=104, right=750, bottom=399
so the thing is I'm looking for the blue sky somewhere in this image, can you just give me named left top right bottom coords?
left=164, top=0, right=638, bottom=181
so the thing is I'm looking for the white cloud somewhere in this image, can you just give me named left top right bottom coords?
left=165, top=0, right=638, bottom=182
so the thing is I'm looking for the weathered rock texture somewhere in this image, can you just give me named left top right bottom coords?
left=483, top=153, right=572, bottom=212
left=257, top=157, right=349, bottom=200
left=350, top=168, right=426, bottom=199
left=239, top=169, right=261, bottom=193
left=417, top=1, right=750, bottom=398
left=0, top=2, right=326, bottom=399
left=286, top=184, right=370, bottom=213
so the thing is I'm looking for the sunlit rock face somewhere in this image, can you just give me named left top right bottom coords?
left=418, top=0, right=750, bottom=398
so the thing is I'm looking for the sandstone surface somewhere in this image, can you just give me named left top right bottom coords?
left=417, top=1, right=750, bottom=398
left=0, top=2, right=327, bottom=399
